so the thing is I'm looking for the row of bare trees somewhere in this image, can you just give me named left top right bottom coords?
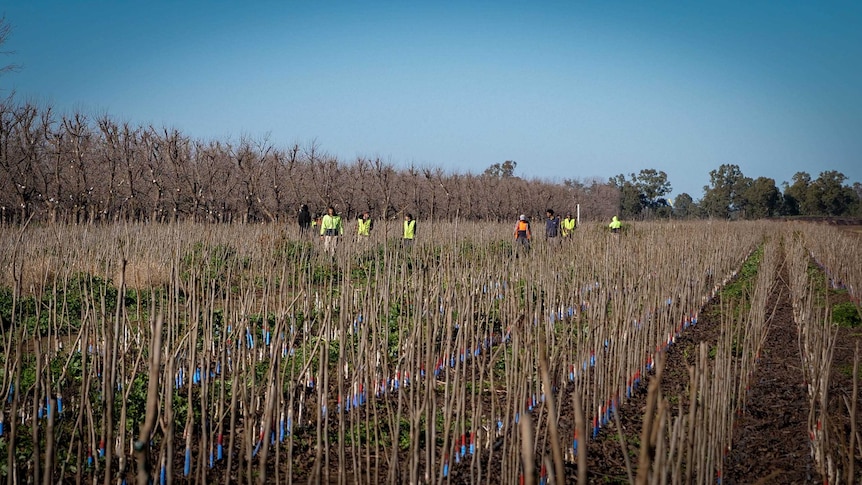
left=0, top=99, right=620, bottom=224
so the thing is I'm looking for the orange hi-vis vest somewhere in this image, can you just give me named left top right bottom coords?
left=515, top=220, right=530, bottom=239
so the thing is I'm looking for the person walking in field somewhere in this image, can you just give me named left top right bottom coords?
left=297, top=204, right=312, bottom=235
left=319, top=206, right=343, bottom=254
left=357, top=211, right=373, bottom=238
left=402, top=213, right=417, bottom=247
left=609, top=215, right=622, bottom=234
left=514, top=214, right=531, bottom=255
left=545, top=209, right=561, bottom=247
left=561, top=212, right=576, bottom=238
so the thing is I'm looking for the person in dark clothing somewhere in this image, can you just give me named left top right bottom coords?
left=545, top=209, right=561, bottom=247
left=297, top=204, right=312, bottom=235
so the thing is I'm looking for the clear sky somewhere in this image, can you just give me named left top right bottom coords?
left=2, top=1, right=860, bottom=198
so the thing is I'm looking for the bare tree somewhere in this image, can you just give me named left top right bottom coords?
left=279, top=143, right=305, bottom=210
left=96, top=114, right=128, bottom=220
left=193, top=139, right=239, bottom=222
left=140, top=127, right=168, bottom=222
left=348, top=156, right=374, bottom=215
left=0, top=16, right=21, bottom=80
left=43, top=106, right=66, bottom=223
left=231, top=135, right=275, bottom=222
left=162, top=127, right=196, bottom=221
left=62, top=112, right=101, bottom=222
left=266, top=147, right=289, bottom=222
left=3, top=103, right=45, bottom=222
left=371, top=157, right=396, bottom=219
left=304, top=141, right=343, bottom=211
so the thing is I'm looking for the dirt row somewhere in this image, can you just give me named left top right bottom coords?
left=722, top=256, right=815, bottom=483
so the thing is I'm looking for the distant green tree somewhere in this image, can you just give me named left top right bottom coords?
left=671, top=192, right=696, bottom=219
left=609, top=169, right=672, bottom=219
left=853, top=182, right=862, bottom=216
left=782, top=172, right=813, bottom=215
left=811, top=170, right=856, bottom=216
left=483, top=160, right=517, bottom=178
left=637, top=169, right=672, bottom=204
left=609, top=174, right=642, bottom=219
left=700, top=164, right=751, bottom=219
left=744, top=177, right=780, bottom=219
left=781, top=171, right=859, bottom=217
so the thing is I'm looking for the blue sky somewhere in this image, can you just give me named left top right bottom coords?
left=3, top=1, right=860, bottom=199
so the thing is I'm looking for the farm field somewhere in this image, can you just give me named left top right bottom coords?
left=0, top=220, right=860, bottom=484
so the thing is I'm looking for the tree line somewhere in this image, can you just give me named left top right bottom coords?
left=611, top=165, right=861, bottom=220
left=0, top=99, right=620, bottom=224
left=0, top=98, right=858, bottom=225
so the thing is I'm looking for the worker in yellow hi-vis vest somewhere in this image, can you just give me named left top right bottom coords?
left=402, top=213, right=417, bottom=247
left=609, top=215, right=622, bottom=234
left=357, top=211, right=373, bottom=238
left=561, top=213, right=576, bottom=238
left=319, top=206, right=343, bottom=254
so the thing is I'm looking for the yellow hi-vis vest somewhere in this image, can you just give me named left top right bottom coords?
left=403, top=220, right=416, bottom=239
left=358, top=218, right=372, bottom=236
left=320, top=214, right=343, bottom=236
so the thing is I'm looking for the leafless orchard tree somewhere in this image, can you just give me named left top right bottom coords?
left=370, top=157, right=397, bottom=219
left=138, top=127, right=168, bottom=222
left=305, top=141, right=342, bottom=212
left=196, top=139, right=240, bottom=222
left=3, top=102, right=44, bottom=222
left=278, top=143, right=306, bottom=213
left=265, top=147, right=290, bottom=223
left=112, top=121, right=149, bottom=221
left=96, top=114, right=133, bottom=221
left=348, top=156, right=375, bottom=214
left=62, top=112, right=100, bottom=222
left=0, top=15, right=19, bottom=79
left=232, top=135, right=275, bottom=222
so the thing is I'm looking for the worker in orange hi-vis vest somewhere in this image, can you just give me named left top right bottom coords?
left=514, top=214, right=531, bottom=255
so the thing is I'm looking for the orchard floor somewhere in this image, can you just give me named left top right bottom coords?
left=577, top=244, right=862, bottom=484
left=175, top=226, right=862, bottom=484
left=276, top=239, right=862, bottom=484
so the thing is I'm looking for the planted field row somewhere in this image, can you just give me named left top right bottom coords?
left=789, top=225, right=862, bottom=484
left=582, top=233, right=782, bottom=483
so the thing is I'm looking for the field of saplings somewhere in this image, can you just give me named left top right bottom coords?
left=0, top=220, right=859, bottom=484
